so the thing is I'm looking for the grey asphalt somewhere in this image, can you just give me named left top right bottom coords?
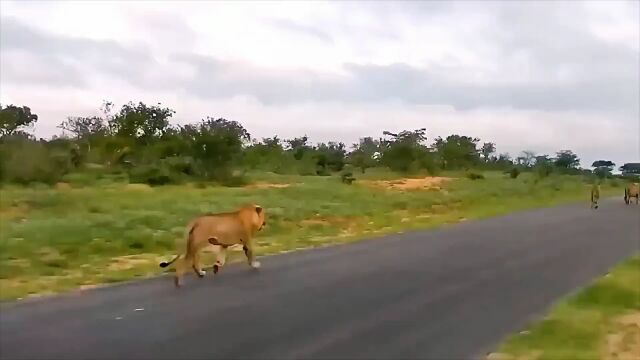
left=1, top=198, right=638, bottom=360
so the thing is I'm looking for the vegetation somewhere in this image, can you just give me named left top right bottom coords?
left=491, top=254, right=640, bottom=360
left=0, top=100, right=636, bottom=300
left=2, top=100, right=636, bottom=187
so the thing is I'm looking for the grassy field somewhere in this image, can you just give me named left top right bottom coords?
left=0, top=170, right=623, bottom=301
left=489, top=254, right=640, bottom=360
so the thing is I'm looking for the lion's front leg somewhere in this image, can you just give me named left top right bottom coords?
left=243, top=240, right=260, bottom=269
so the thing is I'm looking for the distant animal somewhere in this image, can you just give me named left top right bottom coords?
left=590, top=183, right=600, bottom=209
left=624, top=183, right=639, bottom=205
left=159, top=203, right=266, bottom=287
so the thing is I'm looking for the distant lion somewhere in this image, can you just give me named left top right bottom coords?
left=624, top=183, right=639, bottom=205
left=159, top=203, right=266, bottom=287
left=590, top=183, right=600, bottom=209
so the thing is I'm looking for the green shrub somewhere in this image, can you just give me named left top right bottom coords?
left=509, top=167, right=521, bottom=179
left=341, top=171, right=356, bottom=185
left=215, top=169, right=248, bottom=187
left=161, top=156, right=196, bottom=176
left=466, top=171, right=485, bottom=180
left=128, top=163, right=181, bottom=186
left=0, top=139, right=70, bottom=184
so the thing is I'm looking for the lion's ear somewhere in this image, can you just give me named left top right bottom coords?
left=255, top=205, right=263, bottom=215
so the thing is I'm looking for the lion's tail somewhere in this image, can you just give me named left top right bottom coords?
left=160, top=221, right=197, bottom=268
left=159, top=254, right=181, bottom=268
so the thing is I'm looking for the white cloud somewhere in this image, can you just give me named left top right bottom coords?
left=0, top=0, right=638, bottom=168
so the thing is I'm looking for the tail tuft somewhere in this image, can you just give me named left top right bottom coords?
left=159, top=262, right=169, bottom=268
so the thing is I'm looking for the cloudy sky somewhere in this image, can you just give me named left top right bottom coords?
left=1, top=0, right=638, bottom=167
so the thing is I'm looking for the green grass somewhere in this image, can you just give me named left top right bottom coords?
left=490, top=255, right=640, bottom=360
left=0, top=170, right=623, bottom=300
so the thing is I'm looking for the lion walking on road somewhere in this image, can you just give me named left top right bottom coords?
left=590, top=183, right=600, bottom=209
left=158, top=203, right=267, bottom=287
left=624, top=183, right=639, bottom=205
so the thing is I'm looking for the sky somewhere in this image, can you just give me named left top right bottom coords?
left=0, top=0, right=638, bottom=168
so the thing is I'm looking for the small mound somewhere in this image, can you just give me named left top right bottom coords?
left=363, top=177, right=452, bottom=191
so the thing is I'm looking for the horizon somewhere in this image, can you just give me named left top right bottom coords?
left=1, top=0, right=638, bottom=168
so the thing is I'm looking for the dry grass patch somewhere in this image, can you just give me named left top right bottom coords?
left=244, top=182, right=292, bottom=189
left=362, top=176, right=453, bottom=191
left=0, top=204, right=30, bottom=220
left=603, top=312, right=640, bottom=360
left=107, top=254, right=165, bottom=271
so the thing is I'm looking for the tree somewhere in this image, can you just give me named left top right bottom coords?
left=495, top=153, right=513, bottom=168
left=109, top=102, right=175, bottom=142
left=554, top=150, right=580, bottom=170
left=380, top=128, right=434, bottom=173
left=285, top=136, right=312, bottom=160
left=592, top=160, right=615, bottom=179
left=620, top=163, right=640, bottom=175
left=480, top=142, right=496, bottom=162
left=349, top=137, right=380, bottom=173
left=534, top=154, right=554, bottom=178
left=58, top=116, right=109, bottom=139
left=188, top=117, right=251, bottom=178
left=432, top=134, right=480, bottom=169
left=315, top=142, right=347, bottom=174
left=0, top=104, right=38, bottom=137
left=516, top=150, right=536, bottom=168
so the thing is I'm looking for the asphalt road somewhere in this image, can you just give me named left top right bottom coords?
left=1, top=198, right=638, bottom=360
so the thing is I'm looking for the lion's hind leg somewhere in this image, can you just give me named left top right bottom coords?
left=213, top=246, right=228, bottom=275
left=174, top=256, right=191, bottom=288
left=192, top=251, right=206, bottom=278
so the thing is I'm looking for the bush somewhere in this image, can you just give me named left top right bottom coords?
left=128, top=163, right=181, bottom=186
left=466, top=171, right=485, bottom=180
left=161, top=156, right=196, bottom=176
left=341, top=171, right=356, bottom=185
left=508, top=167, right=521, bottom=179
left=535, top=163, right=553, bottom=179
left=0, top=139, right=70, bottom=184
left=215, top=169, right=248, bottom=187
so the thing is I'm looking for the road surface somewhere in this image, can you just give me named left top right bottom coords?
left=1, top=198, right=638, bottom=360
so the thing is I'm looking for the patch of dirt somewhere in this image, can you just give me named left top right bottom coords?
left=54, top=182, right=72, bottom=190
left=107, top=254, right=163, bottom=271
left=299, top=215, right=365, bottom=238
left=603, top=312, right=640, bottom=360
left=79, top=284, right=101, bottom=291
left=6, top=259, right=31, bottom=268
left=486, top=351, right=541, bottom=360
left=38, top=247, right=64, bottom=262
left=244, top=182, right=292, bottom=189
left=299, top=218, right=330, bottom=226
left=0, top=204, right=30, bottom=220
left=362, top=177, right=453, bottom=191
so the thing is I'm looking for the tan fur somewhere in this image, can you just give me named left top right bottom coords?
left=159, top=203, right=266, bottom=287
left=591, top=183, right=600, bottom=209
left=624, top=183, right=639, bottom=205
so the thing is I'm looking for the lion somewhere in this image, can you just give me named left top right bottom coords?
left=624, top=183, right=639, bottom=205
left=158, top=203, right=266, bottom=287
left=590, top=183, right=600, bottom=209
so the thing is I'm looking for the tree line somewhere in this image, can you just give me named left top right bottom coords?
left=1, top=101, right=638, bottom=186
